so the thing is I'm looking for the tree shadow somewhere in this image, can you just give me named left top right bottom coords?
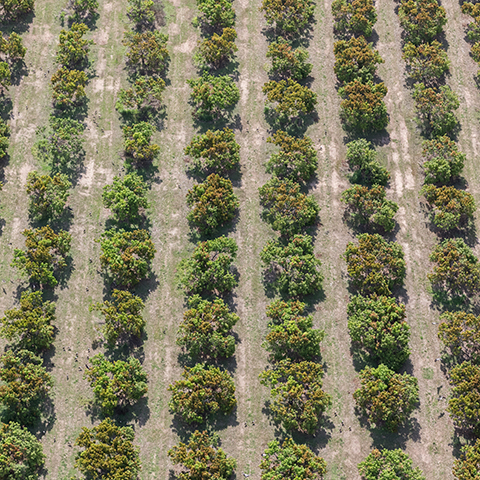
left=364, top=416, right=422, bottom=450
left=0, top=12, right=35, bottom=34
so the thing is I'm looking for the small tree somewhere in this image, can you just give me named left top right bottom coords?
left=75, top=418, right=141, bottom=480
left=266, top=37, right=312, bottom=80
left=402, top=41, right=450, bottom=84
left=346, top=139, right=390, bottom=187
left=69, top=0, right=98, bottom=23
left=127, top=0, right=155, bottom=29
left=344, top=233, right=406, bottom=296
left=259, top=177, right=319, bottom=236
left=339, top=80, right=388, bottom=133
left=196, top=27, right=237, bottom=69
left=168, top=363, right=236, bottom=424
left=448, top=361, right=480, bottom=435
left=197, top=0, right=235, bottom=30
left=399, top=0, right=446, bottom=45
left=26, top=171, right=71, bottom=221
left=0, top=119, right=9, bottom=159
left=123, top=121, right=160, bottom=164
left=462, top=2, right=480, bottom=42
left=185, top=128, right=240, bottom=174
left=0, top=0, right=34, bottom=20
left=187, top=73, right=239, bottom=120
left=342, top=184, right=398, bottom=232
left=51, top=67, right=88, bottom=107
left=260, top=359, right=331, bottom=434
left=453, top=439, right=480, bottom=480
left=334, top=36, right=383, bottom=84
left=12, top=226, right=71, bottom=287
left=261, top=234, right=323, bottom=297
left=263, top=299, right=324, bottom=361
left=422, top=185, right=475, bottom=231
left=56, top=23, right=93, bottom=68
left=85, top=353, right=148, bottom=416
left=422, top=135, right=465, bottom=185
left=91, top=289, right=145, bottom=345
left=186, top=173, right=239, bottom=234
left=429, top=238, right=480, bottom=300
left=358, top=449, right=425, bottom=480
left=0, top=61, right=11, bottom=90
left=116, top=76, right=165, bottom=119
left=261, top=0, right=314, bottom=35
left=266, top=130, right=317, bottom=182
left=260, top=438, right=327, bottom=480
left=178, top=236, right=238, bottom=295
left=331, top=0, right=377, bottom=37
left=102, top=172, right=149, bottom=223
left=347, top=294, right=410, bottom=371
left=123, top=31, right=169, bottom=76
left=413, top=83, right=459, bottom=137
left=0, top=32, right=27, bottom=63
left=0, top=290, right=55, bottom=353
left=99, top=229, right=156, bottom=287
left=0, top=421, right=45, bottom=480
left=354, top=364, right=419, bottom=431
left=177, top=295, right=239, bottom=359
left=0, top=349, right=52, bottom=424
left=168, top=430, right=236, bottom=480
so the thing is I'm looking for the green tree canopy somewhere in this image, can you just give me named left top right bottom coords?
left=260, top=437, right=327, bottom=480
left=331, top=0, right=377, bottom=37
left=261, top=234, right=323, bottom=297
left=0, top=290, right=55, bottom=353
left=261, top=0, right=314, bottom=35
left=346, top=139, right=390, bottom=187
left=176, top=295, right=239, bottom=360
left=197, top=0, right=235, bottom=30
left=344, top=233, right=406, bottom=296
left=127, top=0, right=155, bottom=29
left=453, top=439, right=480, bottom=480
left=123, top=31, right=169, bottom=76
left=168, top=363, right=236, bottom=424
left=56, top=23, right=93, bottom=68
left=196, top=27, right=237, bottom=69
left=178, top=236, right=238, bottom=295
left=168, top=430, right=236, bottom=480
left=91, top=289, right=145, bottom=346
left=0, top=32, right=27, bottom=63
left=51, top=67, right=88, bottom=107
left=123, top=121, right=160, bottom=164
left=260, top=359, right=331, bottom=434
left=0, top=119, right=9, bottom=159
left=354, top=364, right=419, bottom=431
left=75, top=418, right=141, bottom=480
left=402, top=41, right=450, bottom=85
left=399, top=0, right=446, bottom=45
left=0, top=0, right=34, bottom=20
left=347, top=294, right=410, bottom=371
left=462, top=2, right=480, bottom=42
left=69, top=0, right=98, bottom=23
left=266, top=37, right=312, bottom=80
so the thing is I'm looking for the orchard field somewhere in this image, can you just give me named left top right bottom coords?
left=0, top=0, right=480, bottom=478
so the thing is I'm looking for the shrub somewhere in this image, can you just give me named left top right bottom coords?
left=266, top=130, right=317, bottom=181
left=75, top=418, right=141, bottom=480
left=260, top=438, right=327, bottom=480
left=51, top=67, right=88, bottom=107
left=260, top=359, right=331, bottom=434
left=422, top=185, right=475, bottom=231
left=0, top=0, right=34, bottom=20
left=12, top=226, right=71, bottom=287
left=422, top=135, right=465, bottom=185
left=261, top=234, right=323, bottom=297
left=439, top=311, right=480, bottom=364
left=347, top=294, right=409, bottom=371
left=259, top=177, right=319, bottom=236
left=331, top=0, right=377, bottom=37
left=0, top=119, right=9, bottom=159
left=91, top=289, right=145, bottom=345
left=399, top=0, right=446, bottom=45
left=186, top=174, right=239, bottom=234
left=402, top=41, right=450, bottom=84
left=266, top=37, right=312, bottom=80
left=0, top=290, right=55, bottom=353
left=102, top=172, right=149, bottom=223
left=188, top=73, right=239, bottom=120
left=334, top=36, right=383, bottom=84
left=413, top=83, right=459, bottom=137
left=196, top=27, right=237, bottom=69
left=85, top=353, right=148, bottom=416
left=339, top=80, right=388, bottom=132
left=346, top=139, right=390, bottom=186
left=123, top=121, right=160, bottom=164
left=263, top=299, right=324, bottom=361
left=100, top=229, right=155, bottom=287
left=56, top=23, right=93, bottom=68
left=261, top=0, right=314, bottom=34
left=168, top=363, right=236, bottom=424
left=354, top=364, right=419, bottom=431
left=344, top=233, right=406, bottom=296
left=0, top=421, right=45, bottom=480
left=429, top=238, right=480, bottom=300
left=0, top=349, right=52, bottom=424
left=185, top=128, right=240, bottom=174
left=169, top=431, right=236, bottom=480
left=448, top=361, right=480, bottom=435
left=453, top=439, right=480, bottom=480
left=197, top=0, right=235, bottom=30
left=342, top=184, right=398, bottom=232
left=123, top=31, right=169, bottom=76
left=26, top=171, right=71, bottom=221
left=358, top=449, right=425, bottom=480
